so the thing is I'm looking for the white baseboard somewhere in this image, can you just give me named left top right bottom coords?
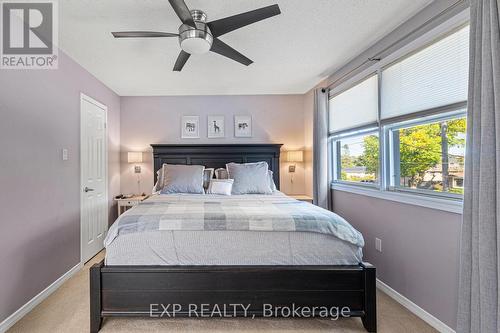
left=0, top=262, right=82, bottom=333
left=376, top=279, right=455, bottom=333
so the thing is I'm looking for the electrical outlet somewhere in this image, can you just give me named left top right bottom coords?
left=375, top=238, right=382, bottom=252
left=62, top=148, right=69, bottom=161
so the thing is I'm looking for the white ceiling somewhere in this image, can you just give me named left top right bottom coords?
left=59, top=0, right=431, bottom=96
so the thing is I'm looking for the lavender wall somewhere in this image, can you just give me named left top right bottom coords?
left=0, top=52, right=120, bottom=323
left=120, top=95, right=308, bottom=195
left=331, top=190, right=461, bottom=329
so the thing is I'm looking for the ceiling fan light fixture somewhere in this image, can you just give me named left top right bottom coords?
left=178, top=10, right=213, bottom=54
left=179, top=31, right=213, bottom=54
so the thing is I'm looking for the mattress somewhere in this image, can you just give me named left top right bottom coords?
left=105, top=193, right=364, bottom=266
left=105, top=230, right=363, bottom=265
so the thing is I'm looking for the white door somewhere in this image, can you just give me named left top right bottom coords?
left=80, top=94, right=108, bottom=263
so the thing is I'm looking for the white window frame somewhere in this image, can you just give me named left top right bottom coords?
left=328, top=13, right=469, bottom=214
left=331, top=128, right=380, bottom=188
left=384, top=109, right=467, bottom=199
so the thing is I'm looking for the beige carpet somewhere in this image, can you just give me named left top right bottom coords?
left=8, top=251, right=437, bottom=333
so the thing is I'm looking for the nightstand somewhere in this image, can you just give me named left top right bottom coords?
left=115, top=195, right=148, bottom=216
left=289, top=195, right=313, bottom=203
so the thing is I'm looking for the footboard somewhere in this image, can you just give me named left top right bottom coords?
left=90, top=261, right=376, bottom=332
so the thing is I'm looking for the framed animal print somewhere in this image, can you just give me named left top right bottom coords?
left=181, top=116, right=200, bottom=139
left=208, top=116, right=225, bottom=138
left=234, top=115, right=252, bottom=138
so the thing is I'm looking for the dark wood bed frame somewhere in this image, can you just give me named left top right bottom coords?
left=90, top=144, right=377, bottom=332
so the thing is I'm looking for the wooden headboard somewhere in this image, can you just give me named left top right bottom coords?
left=151, top=144, right=283, bottom=190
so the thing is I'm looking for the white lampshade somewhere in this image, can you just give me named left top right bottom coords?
left=127, top=152, right=143, bottom=163
left=286, top=150, right=304, bottom=163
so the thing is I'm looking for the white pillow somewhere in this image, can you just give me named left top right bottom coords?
left=203, top=168, right=215, bottom=189
left=207, top=179, right=234, bottom=195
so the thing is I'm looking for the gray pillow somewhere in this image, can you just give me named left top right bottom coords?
left=215, top=168, right=229, bottom=179
left=226, top=162, right=273, bottom=194
left=152, top=163, right=167, bottom=193
left=268, top=170, right=277, bottom=191
left=160, top=164, right=205, bottom=194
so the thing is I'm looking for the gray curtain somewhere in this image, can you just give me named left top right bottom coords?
left=457, top=0, right=500, bottom=332
left=313, top=88, right=330, bottom=209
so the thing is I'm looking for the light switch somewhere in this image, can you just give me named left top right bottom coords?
left=62, top=148, right=69, bottom=161
left=375, top=238, right=382, bottom=252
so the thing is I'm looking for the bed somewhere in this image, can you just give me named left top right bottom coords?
left=90, top=144, right=376, bottom=332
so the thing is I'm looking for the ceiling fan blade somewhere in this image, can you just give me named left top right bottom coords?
left=207, top=4, right=281, bottom=37
left=168, top=0, right=196, bottom=28
left=210, top=38, right=253, bottom=66
left=112, top=31, right=178, bottom=38
left=173, top=50, right=191, bottom=71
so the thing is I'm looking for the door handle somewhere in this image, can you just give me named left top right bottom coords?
left=84, top=187, right=95, bottom=192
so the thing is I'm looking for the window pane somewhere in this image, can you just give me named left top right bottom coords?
left=393, top=116, right=466, bottom=194
left=381, top=26, right=469, bottom=119
left=329, top=75, right=378, bottom=132
left=338, top=133, right=379, bottom=183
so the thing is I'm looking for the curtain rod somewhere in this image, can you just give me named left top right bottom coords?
left=325, top=0, right=467, bottom=90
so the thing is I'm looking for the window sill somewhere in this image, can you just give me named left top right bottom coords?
left=330, top=183, right=463, bottom=214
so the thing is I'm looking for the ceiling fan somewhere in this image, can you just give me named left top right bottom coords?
left=112, top=0, right=281, bottom=71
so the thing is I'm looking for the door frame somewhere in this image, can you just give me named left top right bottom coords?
left=80, top=92, right=108, bottom=263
